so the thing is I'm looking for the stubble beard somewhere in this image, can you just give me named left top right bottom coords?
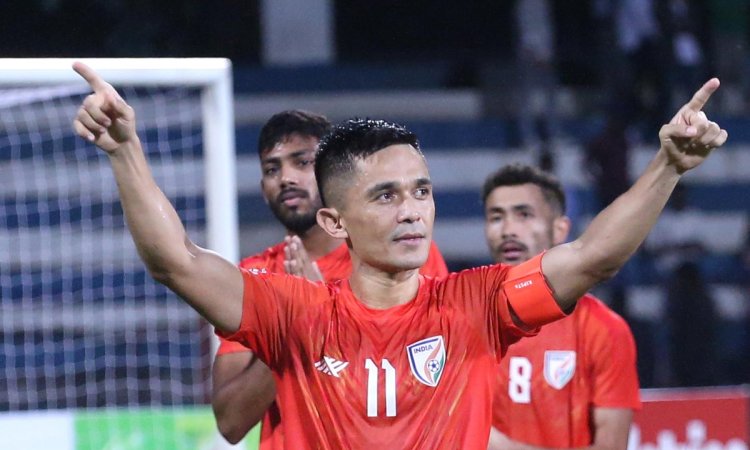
left=269, top=198, right=322, bottom=235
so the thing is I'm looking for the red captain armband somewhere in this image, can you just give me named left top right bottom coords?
left=501, top=252, right=566, bottom=327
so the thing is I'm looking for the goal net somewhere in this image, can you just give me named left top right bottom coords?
left=0, top=59, right=237, bottom=421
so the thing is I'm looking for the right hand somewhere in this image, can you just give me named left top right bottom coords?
left=72, top=61, right=136, bottom=153
left=283, top=235, right=324, bottom=282
left=658, top=78, right=728, bottom=174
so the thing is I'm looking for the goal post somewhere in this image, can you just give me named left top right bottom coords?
left=0, top=57, right=239, bottom=265
left=0, top=58, right=242, bottom=449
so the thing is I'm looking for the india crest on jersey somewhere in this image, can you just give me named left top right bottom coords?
left=406, top=335, right=446, bottom=387
left=544, top=350, right=576, bottom=389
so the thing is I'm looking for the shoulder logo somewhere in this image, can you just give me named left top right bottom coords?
left=315, top=356, right=349, bottom=378
left=514, top=280, right=533, bottom=289
left=247, top=267, right=267, bottom=275
left=543, top=350, right=576, bottom=389
left=406, top=336, right=446, bottom=387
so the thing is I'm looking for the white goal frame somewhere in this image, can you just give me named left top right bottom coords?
left=0, top=57, right=239, bottom=266
left=0, top=57, right=240, bottom=448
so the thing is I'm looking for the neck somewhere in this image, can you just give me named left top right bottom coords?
left=348, top=259, right=421, bottom=310
left=292, top=225, right=342, bottom=260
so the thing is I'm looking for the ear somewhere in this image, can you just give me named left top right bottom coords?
left=552, top=215, right=571, bottom=245
left=317, top=207, right=349, bottom=239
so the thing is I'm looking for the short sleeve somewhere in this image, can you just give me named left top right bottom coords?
left=214, top=332, right=251, bottom=356
left=440, top=255, right=563, bottom=358
left=502, top=252, right=566, bottom=327
left=216, top=249, right=277, bottom=359
left=217, top=269, right=325, bottom=369
left=590, top=312, right=642, bottom=409
left=239, top=250, right=276, bottom=271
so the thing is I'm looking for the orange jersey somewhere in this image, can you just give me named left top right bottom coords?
left=219, top=255, right=565, bottom=449
left=493, top=294, right=641, bottom=447
left=216, top=240, right=447, bottom=356
left=214, top=239, right=448, bottom=449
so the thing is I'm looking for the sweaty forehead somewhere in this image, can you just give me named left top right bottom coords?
left=326, top=144, right=428, bottom=209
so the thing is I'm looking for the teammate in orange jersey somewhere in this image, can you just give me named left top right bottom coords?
left=73, top=59, right=726, bottom=449
left=211, top=111, right=448, bottom=447
left=483, top=164, right=640, bottom=450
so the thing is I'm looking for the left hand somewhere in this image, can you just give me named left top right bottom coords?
left=659, top=78, right=728, bottom=174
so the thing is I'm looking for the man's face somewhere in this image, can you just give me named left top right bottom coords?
left=260, top=134, right=323, bottom=234
left=484, top=183, right=567, bottom=266
left=337, top=144, right=434, bottom=273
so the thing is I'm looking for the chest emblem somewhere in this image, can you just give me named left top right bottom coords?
left=543, top=350, right=576, bottom=389
left=406, top=335, right=446, bottom=387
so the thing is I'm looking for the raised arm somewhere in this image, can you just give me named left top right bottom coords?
left=72, top=62, right=243, bottom=332
left=542, top=79, right=727, bottom=310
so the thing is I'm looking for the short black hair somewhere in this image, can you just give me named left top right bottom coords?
left=257, top=110, right=331, bottom=156
left=315, top=118, right=421, bottom=207
left=481, top=163, right=566, bottom=215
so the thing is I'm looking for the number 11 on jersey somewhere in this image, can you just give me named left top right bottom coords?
left=365, top=358, right=397, bottom=417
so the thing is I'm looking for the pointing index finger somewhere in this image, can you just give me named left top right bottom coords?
left=685, top=78, right=720, bottom=112
left=72, top=61, right=109, bottom=93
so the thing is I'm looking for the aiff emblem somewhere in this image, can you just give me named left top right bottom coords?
left=543, top=350, right=576, bottom=389
left=406, top=335, right=446, bottom=387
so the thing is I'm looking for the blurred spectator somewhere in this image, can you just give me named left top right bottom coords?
left=683, top=0, right=749, bottom=112
left=584, top=111, right=631, bottom=211
left=514, top=0, right=558, bottom=171
left=622, top=290, right=661, bottom=388
left=610, top=0, right=671, bottom=137
left=667, top=262, right=718, bottom=386
left=645, top=185, right=720, bottom=387
left=645, top=184, right=705, bottom=277
left=730, top=224, right=750, bottom=384
left=713, top=284, right=750, bottom=385
left=661, top=0, right=711, bottom=110
left=591, top=0, right=625, bottom=104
